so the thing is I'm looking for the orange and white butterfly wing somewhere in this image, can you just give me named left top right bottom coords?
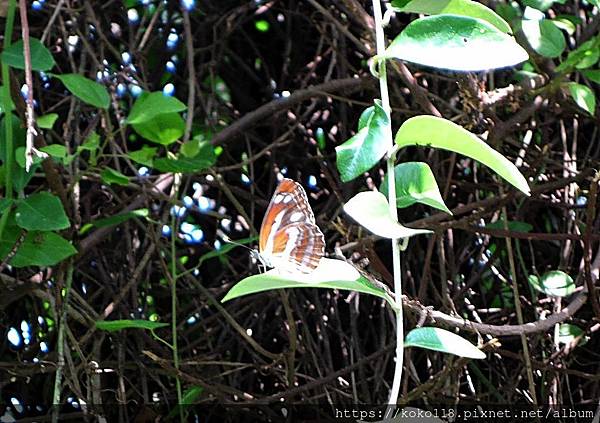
left=258, top=178, right=324, bottom=273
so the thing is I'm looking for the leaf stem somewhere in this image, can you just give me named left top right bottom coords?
left=371, top=0, right=405, bottom=407
left=170, top=212, right=184, bottom=419
left=0, top=0, right=17, bottom=240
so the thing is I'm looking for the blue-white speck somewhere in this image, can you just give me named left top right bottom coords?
left=183, top=196, right=194, bottom=209
left=116, top=83, right=127, bottom=97
left=307, top=174, right=317, bottom=189
left=162, top=83, right=175, bottom=96
left=127, top=9, right=139, bottom=24
left=170, top=205, right=186, bottom=218
left=161, top=225, right=172, bottom=237
left=181, top=0, right=195, bottom=11
left=180, top=222, right=195, bottom=234
left=165, top=61, right=176, bottom=73
left=121, top=51, right=132, bottom=65
left=166, top=32, right=179, bottom=50
left=7, top=327, right=22, bottom=348
left=129, top=84, right=142, bottom=97
left=138, top=166, right=150, bottom=177
left=40, top=341, right=49, bottom=354
left=32, top=1, right=43, bottom=10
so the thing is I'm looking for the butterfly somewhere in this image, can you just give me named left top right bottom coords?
left=255, top=178, right=325, bottom=274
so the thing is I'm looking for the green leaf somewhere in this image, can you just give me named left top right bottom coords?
left=575, top=48, right=600, bottom=69
left=566, top=82, right=596, bottom=115
left=132, top=113, right=185, bottom=145
left=181, top=386, right=204, bottom=404
left=582, top=69, right=600, bottom=84
left=405, top=327, right=486, bottom=359
left=40, top=144, right=67, bottom=160
left=80, top=209, right=149, bottom=235
left=383, top=15, right=528, bottom=71
left=15, top=146, right=44, bottom=168
left=381, top=162, right=451, bottom=214
left=528, top=270, right=574, bottom=297
left=0, top=198, right=13, bottom=215
left=521, top=18, right=566, bottom=58
left=95, top=320, right=169, bottom=332
left=556, top=37, right=600, bottom=73
left=394, top=116, right=530, bottom=195
left=126, top=92, right=186, bottom=125
left=153, top=142, right=216, bottom=173
left=522, top=0, right=566, bottom=12
left=37, top=113, right=58, bottom=129
left=0, top=226, right=77, bottom=267
left=485, top=220, right=533, bottom=232
left=101, top=168, right=129, bottom=186
left=335, top=101, right=390, bottom=182
left=1, top=38, right=55, bottom=71
left=392, top=0, right=512, bottom=33
left=52, top=73, right=110, bottom=109
left=558, top=323, right=586, bottom=346
left=127, top=145, right=157, bottom=166
left=15, top=192, right=70, bottom=231
left=222, top=258, right=396, bottom=308
left=343, top=191, right=432, bottom=239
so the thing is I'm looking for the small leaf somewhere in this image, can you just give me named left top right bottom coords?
left=15, top=146, right=44, bottom=168
left=522, top=0, right=566, bottom=12
left=95, top=320, right=169, bottom=332
left=521, top=18, right=566, bottom=58
left=101, top=168, right=130, bottom=186
left=127, top=91, right=186, bottom=125
left=394, top=116, right=530, bottom=195
left=392, top=0, right=512, bottom=33
left=566, top=82, right=596, bottom=115
left=15, top=192, right=70, bottom=231
left=558, top=323, right=586, bottom=346
left=53, top=73, right=110, bottom=109
left=153, top=142, right=216, bottom=173
left=343, top=191, right=432, bottom=239
left=181, top=386, right=204, bottom=404
left=383, top=15, right=528, bottom=71
left=1, top=38, right=55, bottom=71
left=37, top=113, right=58, bottom=129
left=0, top=226, right=77, bottom=267
left=222, top=258, right=396, bottom=308
left=405, top=327, right=486, bottom=359
left=80, top=209, right=149, bottom=235
left=132, top=113, right=185, bottom=145
left=0, top=198, right=13, bottom=215
left=127, top=145, right=157, bottom=166
left=582, top=69, right=600, bottom=84
left=485, top=220, right=533, bottom=232
left=335, top=101, right=390, bottom=182
left=528, top=270, right=574, bottom=297
left=40, top=144, right=67, bottom=160
left=381, top=162, right=451, bottom=214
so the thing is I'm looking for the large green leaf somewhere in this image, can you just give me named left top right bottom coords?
left=392, top=0, right=512, bottom=33
left=381, top=162, right=451, bottom=214
left=15, top=192, right=70, bottom=231
left=126, top=92, right=186, bottom=125
left=344, top=191, right=432, bottom=239
left=405, top=327, right=486, bottom=359
left=222, top=258, right=396, bottom=308
left=1, top=38, right=55, bottom=71
left=95, top=320, right=169, bottom=332
left=566, top=82, right=596, bottom=115
left=394, top=116, right=530, bottom=195
left=528, top=270, right=574, bottom=297
left=132, top=113, right=185, bottom=145
left=521, top=18, right=566, bottom=58
left=53, top=73, right=110, bottom=109
left=153, top=142, right=216, bottom=173
left=335, top=101, right=390, bottom=182
left=582, top=69, right=600, bottom=85
left=0, top=226, right=77, bottom=267
left=383, top=14, right=528, bottom=71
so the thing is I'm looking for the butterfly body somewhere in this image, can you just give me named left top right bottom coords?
left=257, top=178, right=325, bottom=274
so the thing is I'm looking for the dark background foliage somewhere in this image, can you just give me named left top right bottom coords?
left=1, top=0, right=599, bottom=421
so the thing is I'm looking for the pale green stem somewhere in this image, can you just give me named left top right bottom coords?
left=170, top=213, right=184, bottom=420
left=371, top=0, right=404, bottom=407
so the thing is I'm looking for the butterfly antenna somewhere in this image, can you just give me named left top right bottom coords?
left=218, top=231, right=255, bottom=252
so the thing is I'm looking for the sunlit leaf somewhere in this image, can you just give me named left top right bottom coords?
left=37, top=113, right=58, bottom=129
left=521, top=18, right=566, bottom=58
left=394, top=116, right=530, bottom=195
left=566, top=82, right=596, bottom=115
left=405, top=327, right=486, bottom=359
left=127, top=91, right=186, bottom=125
left=383, top=15, right=528, bottom=71
left=381, top=162, right=451, bottom=214
left=344, top=191, right=432, bottom=239
left=222, top=258, right=396, bottom=308
left=528, top=270, right=574, bottom=297
left=336, top=101, right=390, bottom=182
left=392, top=0, right=512, bottom=33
